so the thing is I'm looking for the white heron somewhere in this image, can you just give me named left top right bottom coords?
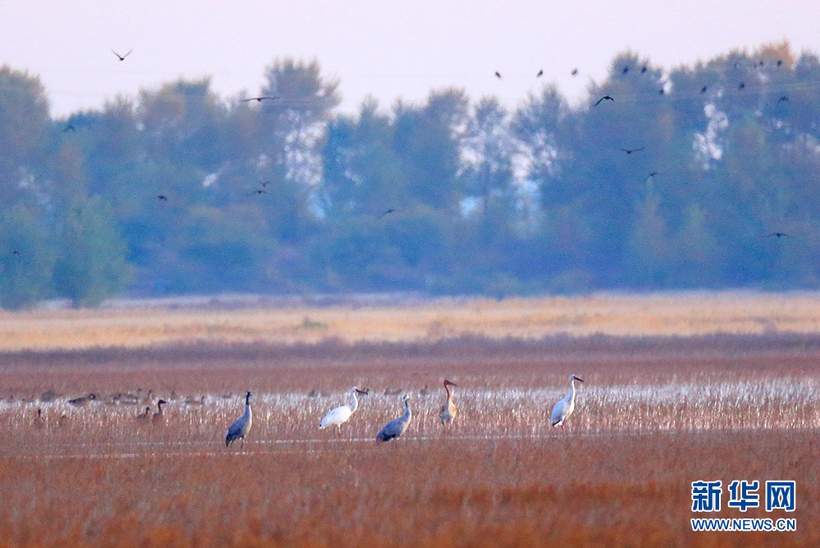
left=376, top=394, right=412, bottom=443
left=550, top=374, right=584, bottom=431
left=226, top=391, right=252, bottom=448
left=319, top=387, right=369, bottom=433
left=439, top=380, right=458, bottom=426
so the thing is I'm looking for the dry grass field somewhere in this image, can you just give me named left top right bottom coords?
left=1, top=293, right=819, bottom=547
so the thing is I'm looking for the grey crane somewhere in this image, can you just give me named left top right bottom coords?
left=376, top=394, right=412, bottom=443
left=226, top=391, right=252, bottom=448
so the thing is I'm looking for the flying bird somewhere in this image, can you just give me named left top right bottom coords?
left=622, top=66, right=629, bottom=74
left=738, top=82, right=746, bottom=90
left=764, top=232, right=790, bottom=238
left=551, top=374, right=584, bottom=431
left=112, top=49, right=132, bottom=61
left=380, top=208, right=398, bottom=218
left=376, top=395, right=412, bottom=443
left=226, top=392, right=252, bottom=448
left=241, top=96, right=278, bottom=102
left=63, top=124, right=76, bottom=133
left=494, top=71, right=502, bottom=79
left=571, top=68, right=579, bottom=76
left=11, top=250, right=20, bottom=256
left=157, top=195, right=168, bottom=201
left=641, top=65, right=648, bottom=74
left=620, top=147, right=645, bottom=155
left=701, top=85, right=708, bottom=94
left=536, top=69, right=543, bottom=77
left=594, top=95, right=614, bottom=106
left=439, top=380, right=458, bottom=426
left=319, top=387, right=369, bottom=434
left=248, top=189, right=268, bottom=196
left=777, top=96, right=789, bottom=103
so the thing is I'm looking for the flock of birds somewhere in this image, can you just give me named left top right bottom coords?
left=223, top=374, right=584, bottom=448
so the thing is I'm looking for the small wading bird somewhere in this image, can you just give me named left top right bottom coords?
left=112, top=49, right=132, bottom=61
left=595, top=95, right=614, bottom=106
left=551, top=374, right=584, bottom=432
left=319, top=387, right=369, bottom=434
left=439, top=380, right=458, bottom=426
left=376, top=395, right=412, bottom=443
left=226, top=391, right=252, bottom=448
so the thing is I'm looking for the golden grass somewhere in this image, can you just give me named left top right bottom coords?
left=2, top=291, right=820, bottom=351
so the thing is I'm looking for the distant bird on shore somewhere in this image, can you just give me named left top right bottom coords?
left=620, top=147, right=645, bottom=155
left=226, top=392, right=252, bottom=448
left=439, top=380, right=458, bottom=426
left=764, top=232, right=790, bottom=238
left=376, top=395, right=412, bottom=443
left=136, top=406, right=151, bottom=421
left=112, top=49, right=132, bottom=61
left=68, top=393, right=96, bottom=406
left=152, top=399, right=167, bottom=425
left=34, top=408, right=44, bottom=430
left=319, top=387, right=369, bottom=434
left=595, top=95, right=614, bottom=106
left=551, top=374, right=584, bottom=431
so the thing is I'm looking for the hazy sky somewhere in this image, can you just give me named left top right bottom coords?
left=3, top=1, right=819, bottom=119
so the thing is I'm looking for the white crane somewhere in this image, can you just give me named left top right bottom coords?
left=439, top=380, right=458, bottom=426
left=550, top=375, right=584, bottom=431
left=226, top=391, right=252, bottom=448
left=376, top=395, right=412, bottom=443
left=319, top=387, right=369, bottom=433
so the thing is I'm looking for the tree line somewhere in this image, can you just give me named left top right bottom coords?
left=1, top=42, right=819, bottom=309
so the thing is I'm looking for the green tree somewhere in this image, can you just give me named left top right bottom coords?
left=0, top=206, right=55, bottom=309
left=0, top=65, right=50, bottom=212
left=54, top=196, right=134, bottom=307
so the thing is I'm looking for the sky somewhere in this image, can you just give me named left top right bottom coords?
left=3, top=0, right=820, bottom=119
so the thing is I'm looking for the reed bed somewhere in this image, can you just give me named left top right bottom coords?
left=2, top=291, right=820, bottom=351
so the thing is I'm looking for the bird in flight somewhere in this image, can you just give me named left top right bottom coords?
left=157, top=195, right=168, bottom=201
left=646, top=171, right=660, bottom=179
left=738, top=82, right=746, bottom=90
left=63, top=124, right=76, bottom=133
left=701, top=85, right=708, bottom=94
left=777, top=96, right=789, bottom=103
left=11, top=250, right=20, bottom=256
left=112, top=49, right=132, bottom=61
left=571, top=68, right=579, bottom=76
left=380, top=208, right=398, bottom=218
left=594, top=95, right=614, bottom=106
left=764, top=232, right=790, bottom=238
left=536, top=69, right=543, bottom=77
left=249, top=189, right=268, bottom=196
left=620, top=147, right=645, bottom=155
left=622, top=66, right=629, bottom=74
left=241, top=96, right=278, bottom=102
left=494, top=71, right=502, bottom=79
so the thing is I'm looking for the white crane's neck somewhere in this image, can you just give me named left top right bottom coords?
left=348, top=389, right=359, bottom=412
left=444, top=384, right=452, bottom=400
left=403, top=398, right=412, bottom=418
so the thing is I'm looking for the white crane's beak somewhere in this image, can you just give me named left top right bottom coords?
left=574, top=376, right=585, bottom=383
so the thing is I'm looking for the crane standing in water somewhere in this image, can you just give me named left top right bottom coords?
left=226, top=392, right=252, bottom=448
left=319, top=387, right=369, bottom=434
left=376, top=395, right=412, bottom=443
left=439, top=380, right=458, bottom=426
left=551, top=375, right=584, bottom=432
